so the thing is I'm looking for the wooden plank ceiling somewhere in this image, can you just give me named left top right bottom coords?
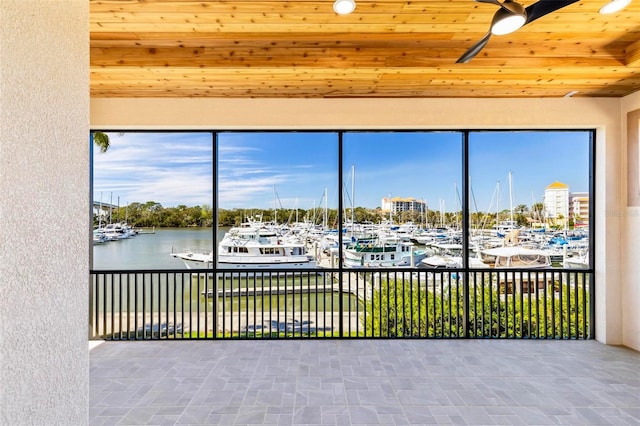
left=90, top=0, right=640, bottom=98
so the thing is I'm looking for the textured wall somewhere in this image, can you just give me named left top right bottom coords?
left=0, top=1, right=89, bottom=424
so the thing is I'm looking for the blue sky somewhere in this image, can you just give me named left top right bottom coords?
left=93, top=130, right=590, bottom=211
left=93, top=132, right=213, bottom=207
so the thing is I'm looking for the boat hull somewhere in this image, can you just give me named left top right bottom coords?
left=170, top=252, right=213, bottom=269
left=171, top=252, right=317, bottom=272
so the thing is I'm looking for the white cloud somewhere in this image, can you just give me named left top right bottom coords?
left=93, top=132, right=213, bottom=206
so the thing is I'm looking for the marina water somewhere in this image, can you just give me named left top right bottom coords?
left=93, top=227, right=218, bottom=270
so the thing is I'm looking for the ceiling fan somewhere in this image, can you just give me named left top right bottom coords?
left=456, top=0, right=579, bottom=63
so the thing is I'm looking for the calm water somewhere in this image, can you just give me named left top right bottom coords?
left=92, top=227, right=220, bottom=270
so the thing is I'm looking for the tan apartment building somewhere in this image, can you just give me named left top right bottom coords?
left=381, top=196, right=426, bottom=214
left=570, top=191, right=590, bottom=227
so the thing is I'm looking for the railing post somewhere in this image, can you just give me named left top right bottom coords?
left=88, top=273, right=95, bottom=339
left=212, top=270, right=218, bottom=339
left=589, top=271, right=595, bottom=339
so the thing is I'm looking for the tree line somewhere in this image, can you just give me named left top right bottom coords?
left=97, top=201, right=551, bottom=229
left=97, top=202, right=214, bottom=228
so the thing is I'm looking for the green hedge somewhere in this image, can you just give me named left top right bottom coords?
left=363, top=274, right=591, bottom=339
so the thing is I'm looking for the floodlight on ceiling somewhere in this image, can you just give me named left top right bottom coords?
left=333, top=0, right=356, bottom=15
left=490, top=3, right=527, bottom=36
left=599, top=0, right=631, bottom=14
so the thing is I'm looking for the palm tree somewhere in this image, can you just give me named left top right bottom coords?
left=515, top=204, right=528, bottom=215
left=515, top=203, right=529, bottom=226
left=92, top=131, right=110, bottom=153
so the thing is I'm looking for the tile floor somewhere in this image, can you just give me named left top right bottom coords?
left=90, top=339, right=639, bottom=425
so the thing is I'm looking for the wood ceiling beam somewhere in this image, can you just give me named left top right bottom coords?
left=89, top=31, right=640, bottom=46
left=89, top=21, right=638, bottom=34
left=89, top=87, right=632, bottom=98
left=90, top=47, right=627, bottom=68
left=626, top=40, right=640, bottom=67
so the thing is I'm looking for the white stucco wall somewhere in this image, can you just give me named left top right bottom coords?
left=91, top=97, right=626, bottom=346
left=0, top=1, right=89, bottom=424
left=621, top=91, right=640, bottom=351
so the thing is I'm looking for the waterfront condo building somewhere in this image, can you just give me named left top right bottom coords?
left=381, top=196, right=426, bottom=214
left=570, top=191, right=590, bottom=228
left=544, top=181, right=570, bottom=225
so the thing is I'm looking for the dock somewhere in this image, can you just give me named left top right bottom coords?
left=135, top=226, right=155, bottom=234
left=202, top=277, right=371, bottom=300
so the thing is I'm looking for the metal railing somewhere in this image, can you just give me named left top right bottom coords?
left=90, top=268, right=594, bottom=340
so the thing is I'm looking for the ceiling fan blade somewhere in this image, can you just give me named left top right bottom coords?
left=456, top=32, right=492, bottom=63
left=475, top=0, right=502, bottom=6
left=457, top=0, right=577, bottom=64
left=476, top=0, right=523, bottom=14
left=524, top=0, right=579, bottom=25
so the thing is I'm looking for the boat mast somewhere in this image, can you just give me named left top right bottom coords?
left=455, top=182, right=461, bottom=230
left=496, top=181, right=500, bottom=226
left=425, top=200, right=429, bottom=228
left=508, top=171, right=514, bottom=225
left=351, top=164, right=355, bottom=232
left=273, top=184, right=277, bottom=225
left=324, top=188, right=328, bottom=230
left=98, top=192, right=103, bottom=229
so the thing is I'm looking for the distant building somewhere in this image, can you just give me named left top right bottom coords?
left=93, top=201, right=118, bottom=221
left=381, top=196, right=426, bottom=214
left=570, top=192, right=590, bottom=227
left=544, top=181, right=569, bottom=224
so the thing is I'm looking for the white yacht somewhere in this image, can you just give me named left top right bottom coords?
left=170, top=223, right=316, bottom=271
left=420, top=244, right=489, bottom=269
left=421, top=242, right=465, bottom=269
left=563, top=250, right=589, bottom=269
left=217, top=228, right=316, bottom=271
left=343, top=238, right=426, bottom=268
left=480, top=246, right=554, bottom=295
left=98, top=222, right=136, bottom=241
left=480, top=246, right=551, bottom=268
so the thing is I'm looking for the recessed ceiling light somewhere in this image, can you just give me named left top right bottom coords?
left=333, top=0, right=356, bottom=15
left=564, top=90, right=579, bottom=98
left=599, top=0, right=632, bottom=14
